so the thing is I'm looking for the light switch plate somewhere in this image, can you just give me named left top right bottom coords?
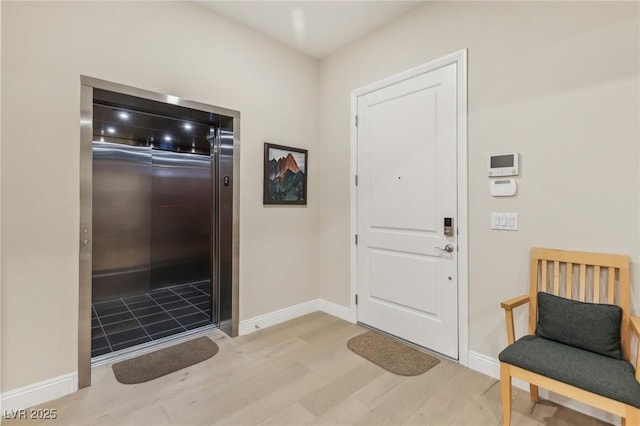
left=491, top=212, right=518, bottom=231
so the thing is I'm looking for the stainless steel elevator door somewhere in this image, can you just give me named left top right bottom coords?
left=92, top=142, right=152, bottom=301
left=150, top=150, right=212, bottom=291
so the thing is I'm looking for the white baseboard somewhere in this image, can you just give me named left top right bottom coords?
left=239, top=300, right=321, bottom=335
left=2, top=372, right=77, bottom=412
left=318, top=299, right=353, bottom=322
left=239, top=299, right=355, bottom=336
left=468, top=351, right=619, bottom=425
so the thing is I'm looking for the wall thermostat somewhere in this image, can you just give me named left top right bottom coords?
left=490, top=178, right=517, bottom=197
left=488, top=152, right=519, bottom=177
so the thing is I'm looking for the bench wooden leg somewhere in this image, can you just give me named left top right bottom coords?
left=529, top=384, right=539, bottom=402
left=500, top=362, right=512, bottom=426
left=623, top=406, right=640, bottom=426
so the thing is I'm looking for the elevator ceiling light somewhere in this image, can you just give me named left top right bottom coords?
left=107, top=127, right=116, bottom=134
left=164, top=135, right=172, bottom=142
left=183, top=123, right=193, bottom=130
left=118, top=112, right=129, bottom=120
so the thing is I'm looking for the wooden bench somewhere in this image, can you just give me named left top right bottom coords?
left=499, top=247, right=640, bottom=425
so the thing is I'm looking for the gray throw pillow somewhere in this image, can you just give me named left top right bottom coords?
left=535, top=291, right=623, bottom=359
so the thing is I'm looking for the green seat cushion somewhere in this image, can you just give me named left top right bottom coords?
left=536, top=292, right=623, bottom=359
left=499, top=335, right=640, bottom=408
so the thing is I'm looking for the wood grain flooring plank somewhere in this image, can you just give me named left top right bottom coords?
left=299, top=362, right=384, bottom=416
left=213, top=348, right=366, bottom=425
left=257, top=403, right=316, bottom=426
left=305, top=398, right=373, bottom=426
left=352, top=361, right=462, bottom=426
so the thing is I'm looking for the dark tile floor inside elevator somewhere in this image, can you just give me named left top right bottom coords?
left=91, top=281, right=212, bottom=357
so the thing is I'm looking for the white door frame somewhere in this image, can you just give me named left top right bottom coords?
left=349, top=49, right=468, bottom=366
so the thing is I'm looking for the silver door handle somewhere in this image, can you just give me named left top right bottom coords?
left=436, top=244, right=454, bottom=253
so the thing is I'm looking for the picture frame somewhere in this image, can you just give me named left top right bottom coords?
left=263, top=143, right=308, bottom=205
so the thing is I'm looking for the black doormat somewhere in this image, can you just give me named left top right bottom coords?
left=112, top=336, right=219, bottom=384
left=347, top=331, right=440, bottom=376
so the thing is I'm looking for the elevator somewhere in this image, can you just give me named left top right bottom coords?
left=79, top=78, right=240, bottom=387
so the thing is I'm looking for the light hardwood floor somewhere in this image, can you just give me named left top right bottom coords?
left=6, top=312, right=609, bottom=425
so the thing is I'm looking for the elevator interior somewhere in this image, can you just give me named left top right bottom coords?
left=90, top=88, right=234, bottom=358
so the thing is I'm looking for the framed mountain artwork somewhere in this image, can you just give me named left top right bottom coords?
left=263, top=143, right=308, bottom=205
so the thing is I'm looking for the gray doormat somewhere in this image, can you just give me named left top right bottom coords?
left=347, top=331, right=440, bottom=376
left=112, top=336, right=219, bottom=384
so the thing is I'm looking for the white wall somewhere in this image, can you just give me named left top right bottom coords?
left=1, top=1, right=319, bottom=392
left=318, top=1, right=640, bottom=359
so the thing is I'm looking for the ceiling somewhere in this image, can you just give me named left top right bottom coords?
left=197, top=1, right=424, bottom=59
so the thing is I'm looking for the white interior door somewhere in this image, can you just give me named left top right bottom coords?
left=356, top=62, right=458, bottom=359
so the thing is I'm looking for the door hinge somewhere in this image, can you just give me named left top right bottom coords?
left=355, top=234, right=358, bottom=245
left=355, top=175, right=358, bottom=186
left=355, top=115, right=358, bottom=127
left=355, top=294, right=358, bottom=305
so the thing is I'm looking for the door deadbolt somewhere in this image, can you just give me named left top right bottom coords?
left=444, top=217, right=454, bottom=236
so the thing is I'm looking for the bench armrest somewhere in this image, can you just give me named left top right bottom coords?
left=500, top=295, right=530, bottom=345
left=501, top=295, right=530, bottom=310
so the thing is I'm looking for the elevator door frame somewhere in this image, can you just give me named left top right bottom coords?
left=79, top=76, right=240, bottom=388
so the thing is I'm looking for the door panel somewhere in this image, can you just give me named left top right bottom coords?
left=150, top=150, right=212, bottom=289
left=357, top=63, right=458, bottom=358
left=92, top=141, right=151, bottom=302
left=368, top=249, right=440, bottom=315
left=368, top=86, right=438, bottom=232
